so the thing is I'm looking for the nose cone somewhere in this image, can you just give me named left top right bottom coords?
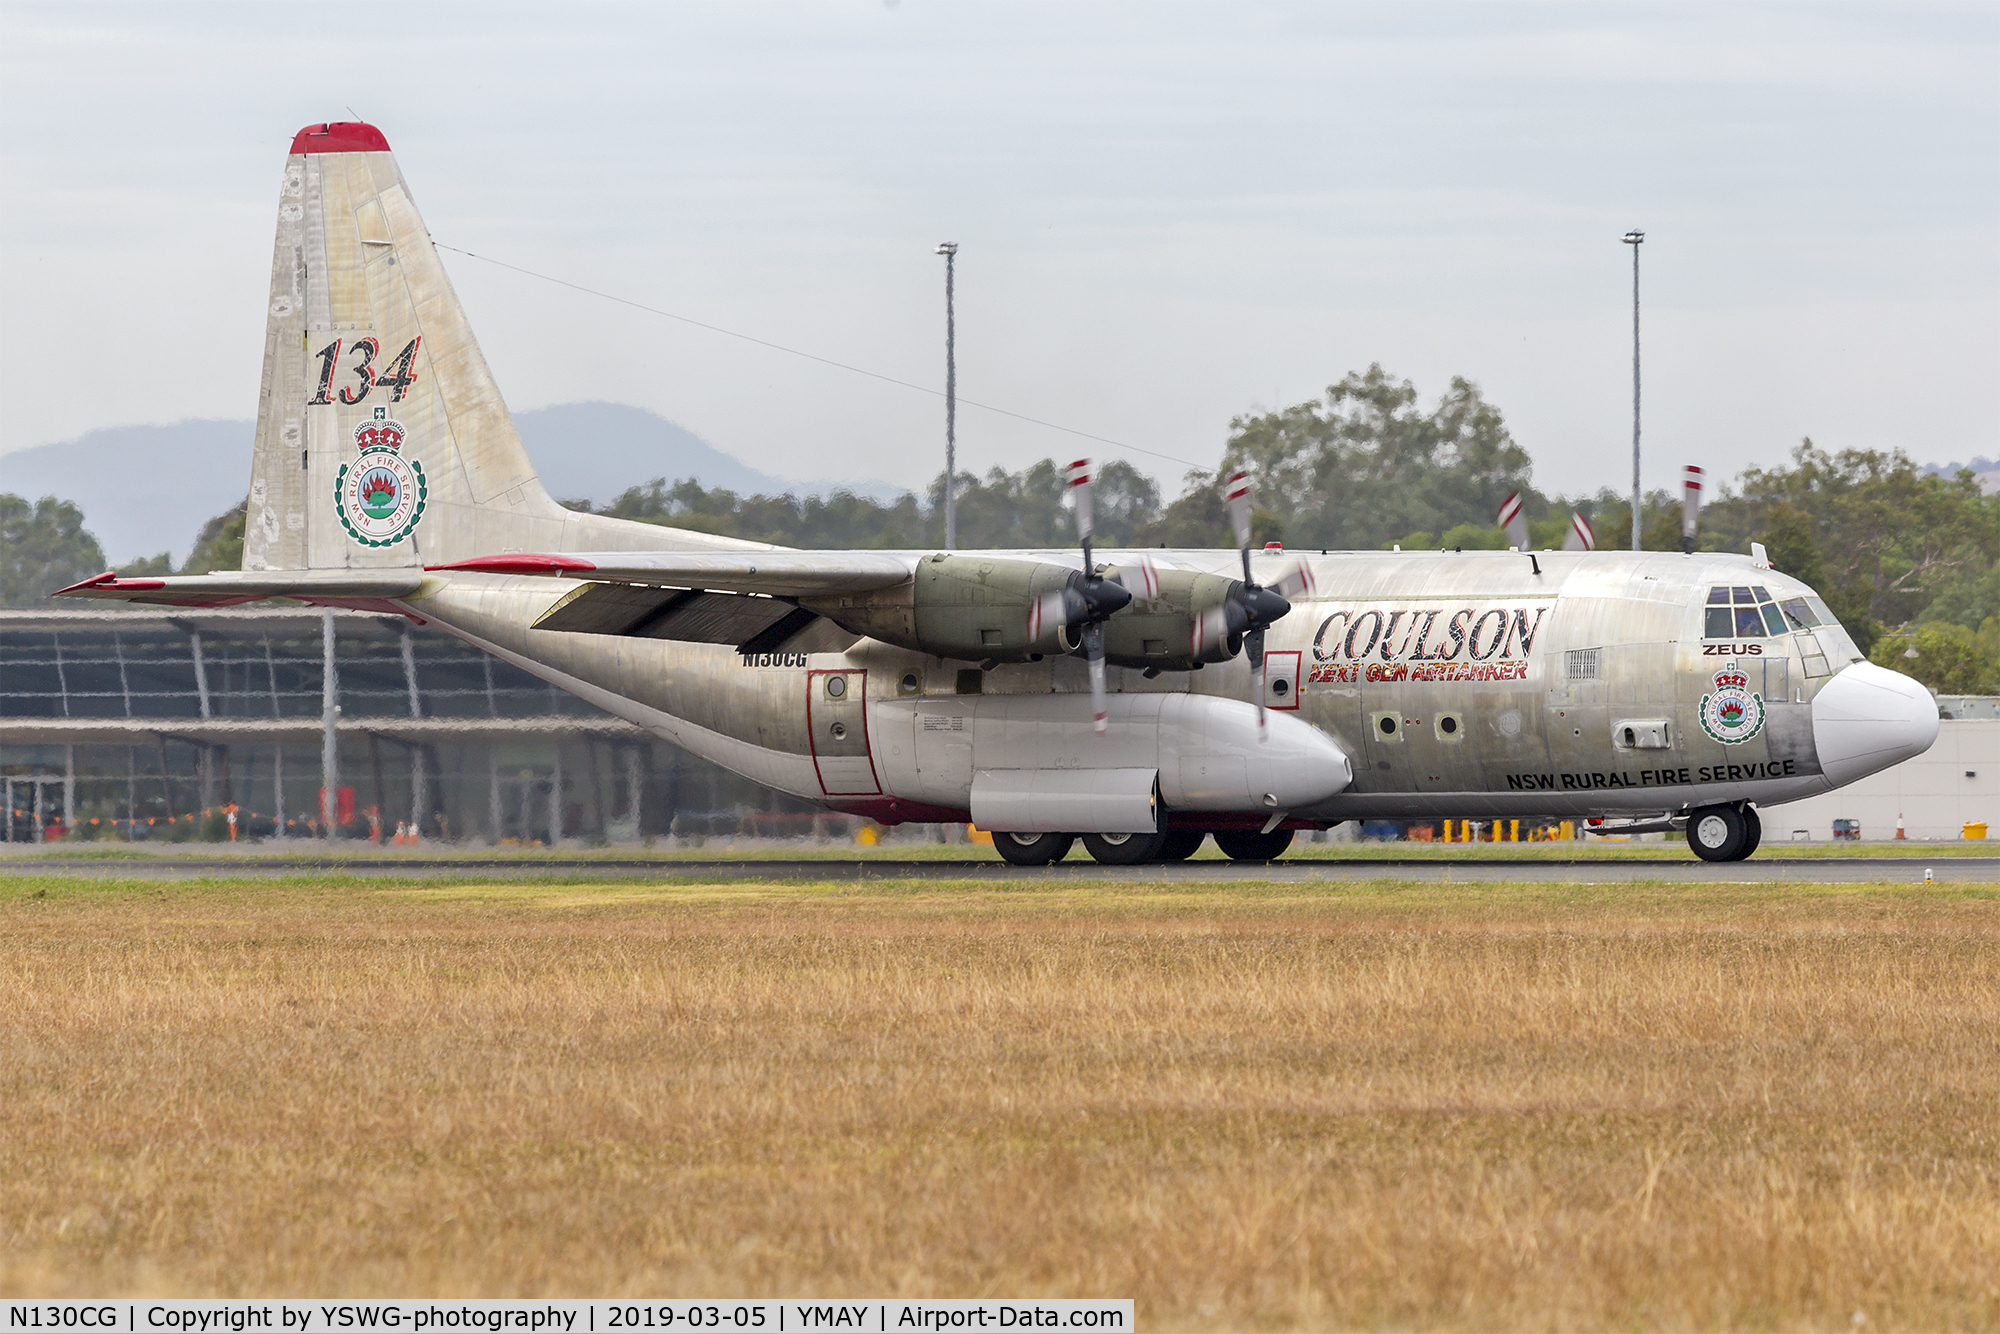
left=1811, top=662, right=1939, bottom=787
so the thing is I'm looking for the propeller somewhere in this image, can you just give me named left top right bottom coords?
left=1497, top=490, right=1530, bottom=551
left=1026, top=459, right=1133, bottom=734
left=1681, top=464, right=1703, bottom=555
left=1115, top=552, right=1160, bottom=600
left=1220, top=470, right=1298, bottom=736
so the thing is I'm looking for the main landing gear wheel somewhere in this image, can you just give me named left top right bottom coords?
left=1157, top=831, right=1207, bottom=862
left=1082, top=831, right=1167, bottom=865
left=993, top=831, right=1075, bottom=866
left=1687, top=804, right=1753, bottom=862
left=1741, top=805, right=1763, bottom=858
left=1213, top=828, right=1296, bottom=862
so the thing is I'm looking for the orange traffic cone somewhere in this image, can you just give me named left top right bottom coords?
left=1895, top=813, right=1906, bottom=840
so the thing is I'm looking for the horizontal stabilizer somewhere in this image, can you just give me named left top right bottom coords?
left=54, top=569, right=425, bottom=608
left=429, top=551, right=916, bottom=598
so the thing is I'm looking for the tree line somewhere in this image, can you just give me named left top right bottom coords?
left=6, top=364, right=1996, bottom=690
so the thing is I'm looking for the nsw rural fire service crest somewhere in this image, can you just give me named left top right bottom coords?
left=1699, top=662, right=1765, bottom=745
left=335, top=416, right=426, bottom=547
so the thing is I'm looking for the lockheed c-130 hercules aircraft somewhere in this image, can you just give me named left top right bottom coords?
left=60, top=121, right=1940, bottom=864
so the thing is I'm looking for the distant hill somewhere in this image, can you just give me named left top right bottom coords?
left=519, top=402, right=906, bottom=509
left=1924, top=455, right=2000, bottom=496
left=0, top=419, right=253, bottom=565
left=518, top=402, right=788, bottom=504
left=0, top=404, right=900, bottom=564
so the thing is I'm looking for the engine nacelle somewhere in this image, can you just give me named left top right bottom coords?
left=804, top=552, right=1081, bottom=664
left=1099, top=566, right=1246, bottom=671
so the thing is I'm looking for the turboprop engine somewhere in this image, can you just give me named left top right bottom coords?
left=805, top=554, right=1262, bottom=672
left=804, top=464, right=1315, bottom=736
left=1096, top=565, right=1285, bottom=671
left=805, top=551, right=1131, bottom=665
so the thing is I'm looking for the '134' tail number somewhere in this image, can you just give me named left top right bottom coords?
left=308, top=336, right=421, bottom=406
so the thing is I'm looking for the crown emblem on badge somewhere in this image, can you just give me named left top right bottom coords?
left=1699, top=659, right=1765, bottom=746
left=336, top=414, right=426, bottom=548
left=353, top=419, right=407, bottom=452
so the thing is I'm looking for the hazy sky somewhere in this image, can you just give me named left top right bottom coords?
left=2, top=2, right=1994, bottom=500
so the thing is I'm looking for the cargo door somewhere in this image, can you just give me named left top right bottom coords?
left=807, top=668, right=879, bottom=797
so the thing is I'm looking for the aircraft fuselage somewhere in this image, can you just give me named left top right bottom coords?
left=405, top=543, right=1931, bottom=830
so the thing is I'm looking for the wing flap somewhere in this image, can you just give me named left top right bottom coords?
left=532, top=582, right=858, bottom=654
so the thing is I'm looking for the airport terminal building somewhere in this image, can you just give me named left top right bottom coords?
left=0, top=607, right=820, bottom=843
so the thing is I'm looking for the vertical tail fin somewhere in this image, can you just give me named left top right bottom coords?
left=244, top=121, right=566, bottom=573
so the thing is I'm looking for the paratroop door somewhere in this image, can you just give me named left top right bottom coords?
left=807, top=668, right=880, bottom=797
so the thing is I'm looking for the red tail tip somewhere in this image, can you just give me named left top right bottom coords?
left=290, top=121, right=392, bottom=155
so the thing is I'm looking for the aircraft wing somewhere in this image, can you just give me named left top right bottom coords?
left=426, top=551, right=918, bottom=597
left=53, top=569, right=427, bottom=608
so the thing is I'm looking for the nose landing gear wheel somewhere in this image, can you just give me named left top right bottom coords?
left=1082, top=831, right=1167, bottom=865
left=1212, top=828, right=1296, bottom=862
left=993, top=831, right=1076, bottom=866
left=1157, top=830, right=1207, bottom=862
left=1687, top=804, right=1752, bottom=862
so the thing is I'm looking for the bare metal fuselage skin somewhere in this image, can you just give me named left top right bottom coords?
left=407, top=544, right=1850, bottom=826
left=62, top=122, right=1928, bottom=834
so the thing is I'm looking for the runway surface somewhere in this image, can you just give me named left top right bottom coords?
left=2, top=855, right=1993, bottom=882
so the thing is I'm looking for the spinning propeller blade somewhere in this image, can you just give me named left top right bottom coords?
left=1247, top=627, right=1267, bottom=733
left=1224, top=469, right=1254, bottom=562
left=1027, top=587, right=1067, bottom=641
left=1067, top=458, right=1095, bottom=548
left=1213, top=471, right=1299, bottom=737
left=1269, top=557, right=1316, bottom=600
left=1057, top=458, right=1130, bottom=736
left=1681, top=464, right=1703, bottom=555
left=1085, top=623, right=1108, bottom=736
left=1114, top=553, right=1160, bottom=601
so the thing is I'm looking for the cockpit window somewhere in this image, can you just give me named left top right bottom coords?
left=1803, top=596, right=1864, bottom=663
left=1704, top=584, right=1802, bottom=640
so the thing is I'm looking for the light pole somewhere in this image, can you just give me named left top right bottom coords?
left=1623, top=229, right=1644, bottom=551
left=935, top=242, right=959, bottom=549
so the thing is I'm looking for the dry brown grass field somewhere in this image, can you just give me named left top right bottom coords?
left=1, top=872, right=1997, bottom=1330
